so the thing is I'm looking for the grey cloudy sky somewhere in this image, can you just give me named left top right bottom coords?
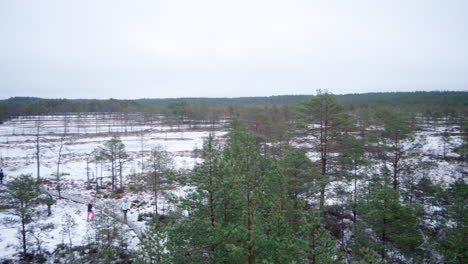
left=1, top=0, right=467, bottom=99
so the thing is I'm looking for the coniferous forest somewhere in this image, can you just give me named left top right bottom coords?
left=0, top=91, right=466, bottom=263
left=2, top=0, right=467, bottom=262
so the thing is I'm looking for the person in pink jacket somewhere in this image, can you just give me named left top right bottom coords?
left=87, top=200, right=95, bottom=222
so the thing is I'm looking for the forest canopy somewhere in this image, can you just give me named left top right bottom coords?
left=1, top=91, right=466, bottom=123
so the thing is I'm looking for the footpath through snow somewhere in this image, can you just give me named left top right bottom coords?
left=49, top=191, right=143, bottom=239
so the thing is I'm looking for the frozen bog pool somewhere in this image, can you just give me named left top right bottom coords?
left=0, top=114, right=225, bottom=183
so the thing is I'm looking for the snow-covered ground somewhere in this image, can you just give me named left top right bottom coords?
left=0, top=198, right=131, bottom=260
left=0, top=114, right=225, bottom=261
left=0, top=114, right=225, bottom=182
left=0, top=114, right=465, bottom=261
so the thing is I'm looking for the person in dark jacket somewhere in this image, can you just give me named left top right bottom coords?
left=46, top=193, right=55, bottom=216
left=87, top=200, right=95, bottom=222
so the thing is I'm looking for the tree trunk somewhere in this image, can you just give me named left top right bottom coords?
left=140, top=134, right=145, bottom=176
left=319, top=114, right=328, bottom=212
left=209, top=187, right=215, bottom=228
left=36, top=133, right=40, bottom=181
left=56, top=142, right=63, bottom=198
left=247, top=186, right=253, bottom=264
left=393, top=155, right=399, bottom=191
left=311, top=228, right=317, bottom=264
left=319, top=152, right=327, bottom=211
left=119, top=161, right=123, bottom=189
left=353, top=165, right=357, bottom=222
left=381, top=218, right=387, bottom=260
left=21, top=217, right=27, bottom=256
left=111, top=160, right=115, bottom=192
left=154, top=172, right=158, bottom=217
left=392, top=136, right=400, bottom=191
left=246, top=148, right=253, bottom=264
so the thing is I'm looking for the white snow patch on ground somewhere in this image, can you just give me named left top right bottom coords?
left=0, top=114, right=226, bottom=260
left=0, top=115, right=465, bottom=260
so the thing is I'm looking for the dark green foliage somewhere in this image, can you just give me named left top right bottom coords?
left=140, top=120, right=339, bottom=263
left=146, top=145, right=174, bottom=216
left=167, top=102, right=189, bottom=123
left=138, top=220, right=171, bottom=264
left=2, top=91, right=467, bottom=263
left=338, top=137, right=369, bottom=221
left=455, top=120, right=468, bottom=160
left=68, top=211, right=135, bottom=263
left=97, top=136, right=128, bottom=192
left=4, top=96, right=44, bottom=103
left=138, top=95, right=311, bottom=105
left=91, top=214, right=124, bottom=249
left=412, top=175, right=441, bottom=206
left=355, top=181, right=422, bottom=262
left=1, top=91, right=466, bottom=124
left=339, top=91, right=468, bottom=119
left=238, top=104, right=294, bottom=147
left=51, top=244, right=134, bottom=264
left=351, top=248, right=387, bottom=264
left=3, top=174, right=42, bottom=257
left=296, top=90, right=353, bottom=211
left=439, top=179, right=467, bottom=264
left=304, top=212, right=342, bottom=264
left=280, top=147, right=319, bottom=208
left=379, top=113, right=417, bottom=192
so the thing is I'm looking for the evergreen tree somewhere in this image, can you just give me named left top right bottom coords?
left=338, top=137, right=368, bottom=222
left=296, top=90, right=352, bottom=211
left=146, top=144, right=174, bottom=217
left=380, top=114, right=414, bottom=192
left=351, top=248, right=387, bottom=264
left=160, top=119, right=339, bottom=263
left=3, top=174, right=42, bottom=257
left=280, top=146, right=318, bottom=222
left=304, top=212, right=341, bottom=264
left=356, top=180, right=422, bottom=262
left=439, top=178, right=467, bottom=264
left=98, top=136, right=127, bottom=192
left=138, top=219, right=171, bottom=264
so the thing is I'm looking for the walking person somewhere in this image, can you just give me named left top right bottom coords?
left=46, top=192, right=55, bottom=216
left=121, top=197, right=130, bottom=221
left=0, top=169, right=4, bottom=185
left=87, top=200, right=95, bottom=222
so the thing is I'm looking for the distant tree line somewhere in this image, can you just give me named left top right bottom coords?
left=2, top=91, right=466, bottom=263
left=1, top=91, right=466, bottom=124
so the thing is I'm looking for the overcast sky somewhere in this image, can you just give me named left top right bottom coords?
left=1, top=0, right=467, bottom=99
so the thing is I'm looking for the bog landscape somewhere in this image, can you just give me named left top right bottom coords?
left=1, top=1, right=467, bottom=263
left=0, top=92, right=466, bottom=263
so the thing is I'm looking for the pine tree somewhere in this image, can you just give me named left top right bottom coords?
left=280, top=146, right=320, bottom=230
left=98, top=136, right=127, bottom=192
left=3, top=174, right=42, bottom=257
left=138, top=219, right=171, bottom=264
left=339, top=137, right=368, bottom=222
left=352, top=248, right=387, bottom=264
left=220, top=118, right=263, bottom=263
left=439, top=178, right=467, bottom=264
left=146, top=144, right=174, bottom=217
left=380, top=114, right=414, bottom=192
left=356, top=180, right=422, bottom=261
left=303, top=211, right=341, bottom=264
left=160, top=119, right=340, bottom=263
left=296, top=90, right=352, bottom=211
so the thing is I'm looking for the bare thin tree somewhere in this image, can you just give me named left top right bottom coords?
left=55, top=116, right=71, bottom=198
